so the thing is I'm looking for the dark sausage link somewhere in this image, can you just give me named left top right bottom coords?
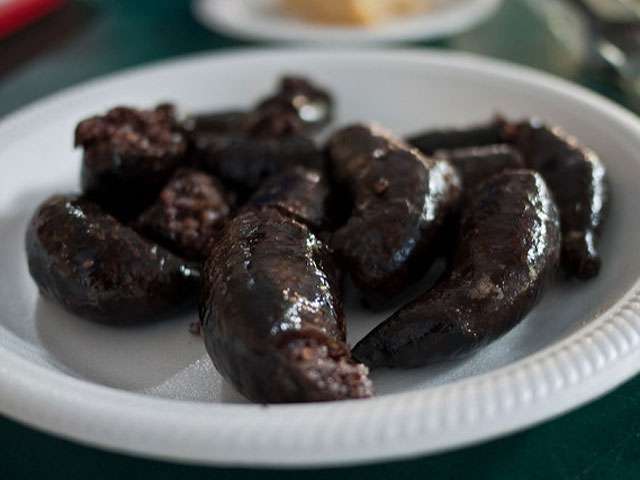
left=75, top=104, right=188, bottom=220
left=504, top=119, right=608, bottom=279
left=327, top=124, right=461, bottom=303
left=353, top=170, right=561, bottom=368
left=26, top=195, right=200, bottom=323
left=200, top=208, right=372, bottom=403
left=411, top=116, right=608, bottom=279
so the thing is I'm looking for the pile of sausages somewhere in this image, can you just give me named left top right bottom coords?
left=25, top=75, right=609, bottom=403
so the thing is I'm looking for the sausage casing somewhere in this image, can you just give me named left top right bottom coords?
left=353, top=170, right=561, bottom=368
left=200, top=208, right=372, bottom=402
left=26, top=195, right=200, bottom=323
left=505, top=119, right=608, bottom=279
left=327, top=124, right=461, bottom=302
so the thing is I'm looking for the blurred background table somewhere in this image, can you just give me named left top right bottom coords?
left=2, top=1, right=639, bottom=478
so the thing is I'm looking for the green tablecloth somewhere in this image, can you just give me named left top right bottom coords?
left=2, top=1, right=639, bottom=478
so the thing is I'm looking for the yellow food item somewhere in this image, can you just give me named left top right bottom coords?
left=281, top=0, right=432, bottom=26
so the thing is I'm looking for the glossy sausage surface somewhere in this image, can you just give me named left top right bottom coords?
left=353, top=170, right=561, bottom=368
left=26, top=195, right=200, bottom=323
left=251, top=76, right=333, bottom=135
left=505, top=119, right=608, bottom=279
left=327, top=124, right=461, bottom=303
left=200, top=208, right=372, bottom=403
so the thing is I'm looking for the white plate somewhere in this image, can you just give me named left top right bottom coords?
left=1, top=49, right=640, bottom=467
left=193, top=0, right=502, bottom=44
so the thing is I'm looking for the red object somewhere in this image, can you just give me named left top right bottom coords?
left=0, top=0, right=65, bottom=39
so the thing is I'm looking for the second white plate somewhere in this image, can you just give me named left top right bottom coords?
left=193, top=0, right=503, bottom=44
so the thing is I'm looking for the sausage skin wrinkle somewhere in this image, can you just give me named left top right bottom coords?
left=327, top=124, right=462, bottom=303
left=26, top=195, right=200, bottom=323
left=200, top=208, right=372, bottom=403
left=353, top=170, right=561, bottom=368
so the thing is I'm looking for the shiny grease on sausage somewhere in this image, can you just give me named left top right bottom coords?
left=411, top=117, right=609, bottom=279
left=353, top=170, right=561, bottom=368
left=26, top=195, right=200, bottom=323
left=504, top=119, right=608, bottom=279
left=326, top=124, right=461, bottom=303
left=250, top=75, right=333, bottom=135
left=200, top=208, right=372, bottom=402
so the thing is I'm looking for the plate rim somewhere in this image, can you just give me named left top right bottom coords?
left=192, top=0, right=503, bottom=44
left=2, top=48, right=640, bottom=467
